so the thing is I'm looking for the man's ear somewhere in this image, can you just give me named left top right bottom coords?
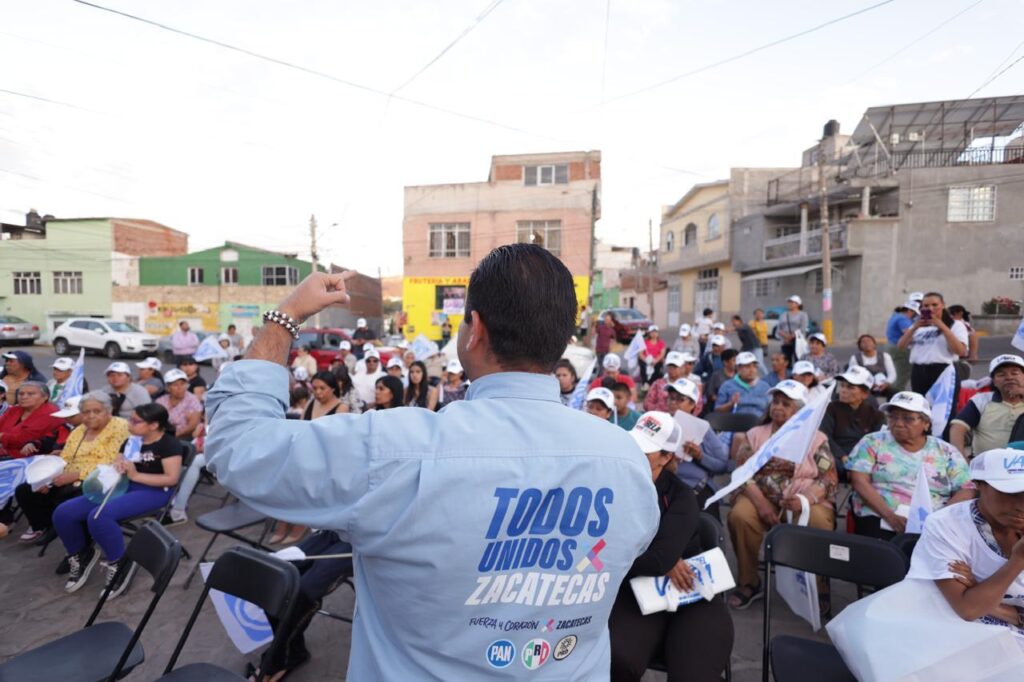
left=465, top=310, right=488, bottom=351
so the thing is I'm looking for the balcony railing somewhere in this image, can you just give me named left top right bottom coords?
left=763, top=224, right=847, bottom=262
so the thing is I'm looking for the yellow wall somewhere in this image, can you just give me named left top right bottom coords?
left=145, top=302, right=220, bottom=336
left=402, top=275, right=590, bottom=340
left=675, top=266, right=741, bottom=317
left=661, top=185, right=728, bottom=257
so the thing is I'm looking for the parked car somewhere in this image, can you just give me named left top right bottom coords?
left=157, top=330, right=219, bottom=364
left=596, top=307, right=653, bottom=343
left=52, top=318, right=159, bottom=359
left=0, top=315, right=40, bottom=345
left=288, top=328, right=395, bottom=371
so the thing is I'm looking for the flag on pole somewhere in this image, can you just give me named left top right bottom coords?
left=122, top=436, right=143, bottom=463
left=1013, top=316, right=1024, bottom=353
left=624, top=331, right=646, bottom=373
left=410, top=334, right=439, bottom=362
left=925, top=364, right=957, bottom=438
left=57, top=349, right=85, bottom=409
left=569, top=357, right=598, bottom=410
left=200, top=563, right=273, bottom=654
left=194, top=335, right=228, bottom=362
left=906, top=465, right=934, bottom=534
left=704, top=384, right=835, bottom=510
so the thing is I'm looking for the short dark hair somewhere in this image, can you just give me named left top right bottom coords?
left=721, top=349, right=739, bottom=363
left=731, top=315, right=743, bottom=323
left=227, top=324, right=236, bottom=330
left=703, top=308, right=713, bottom=316
left=611, top=382, right=631, bottom=396
left=290, top=384, right=309, bottom=407
left=464, top=244, right=576, bottom=372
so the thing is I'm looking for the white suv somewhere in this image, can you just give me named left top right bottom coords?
left=52, top=318, right=159, bottom=359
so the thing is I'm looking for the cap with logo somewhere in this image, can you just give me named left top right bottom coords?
left=446, top=359, right=463, bottom=374
left=363, top=347, right=381, bottom=360
left=136, top=357, right=162, bottom=371
left=164, top=368, right=189, bottom=384
left=52, top=357, right=75, bottom=371
left=339, top=340, right=352, bottom=351
left=881, top=391, right=931, bottom=417
left=902, top=300, right=921, bottom=315
left=52, top=395, right=83, bottom=419
left=647, top=324, right=659, bottom=333
left=791, top=360, right=816, bottom=376
left=989, top=354, right=1024, bottom=377
left=105, top=361, right=131, bottom=375
left=678, top=323, right=692, bottom=337
left=809, top=332, right=827, bottom=346
left=837, top=365, right=874, bottom=389
left=387, top=357, right=404, bottom=370
left=908, top=292, right=925, bottom=303
left=969, top=448, right=1024, bottom=494
left=736, top=352, right=758, bottom=366
left=586, top=387, right=615, bottom=411
left=679, top=352, right=698, bottom=364
left=665, top=351, right=686, bottom=367
left=666, top=378, right=700, bottom=403
left=630, top=411, right=684, bottom=454
left=768, top=380, right=808, bottom=403
left=712, top=322, right=726, bottom=331
left=357, top=318, right=367, bottom=328
left=710, top=335, right=727, bottom=347
left=787, top=295, right=803, bottom=305
left=603, top=354, right=622, bottom=370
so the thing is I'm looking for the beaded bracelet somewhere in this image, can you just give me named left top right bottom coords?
left=262, top=309, right=300, bottom=339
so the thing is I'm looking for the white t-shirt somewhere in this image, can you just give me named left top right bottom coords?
left=908, top=500, right=1024, bottom=610
left=849, top=351, right=897, bottom=385
left=352, top=369, right=385, bottom=406
left=909, top=320, right=969, bottom=365
left=694, top=317, right=714, bottom=338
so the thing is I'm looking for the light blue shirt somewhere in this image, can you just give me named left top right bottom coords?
left=206, top=360, right=659, bottom=680
left=716, top=377, right=772, bottom=418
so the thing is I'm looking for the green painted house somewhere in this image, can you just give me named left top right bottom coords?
left=139, top=242, right=321, bottom=287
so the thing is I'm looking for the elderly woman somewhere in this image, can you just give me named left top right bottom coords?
left=727, top=380, right=838, bottom=609
left=907, top=447, right=1024, bottom=635
left=155, top=368, right=203, bottom=440
left=54, top=402, right=181, bottom=597
left=665, top=378, right=729, bottom=511
left=800, top=332, right=840, bottom=381
left=15, top=392, right=129, bottom=554
left=848, top=334, right=897, bottom=398
left=291, top=344, right=318, bottom=378
left=439, top=359, right=468, bottom=406
left=0, top=381, right=62, bottom=458
left=820, top=366, right=885, bottom=481
left=847, top=391, right=974, bottom=539
left=609, top=411, right=734, bottom=681
left=1, top=350, right=47, bottom=404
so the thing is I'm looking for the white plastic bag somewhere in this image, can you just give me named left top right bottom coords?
left=794, top=330, right=809, bottom=360
left=827, top=578, right=1024, bottom=682
left=776, top=494, right=821, bottom=631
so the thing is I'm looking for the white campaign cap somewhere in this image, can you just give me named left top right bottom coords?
left=164, top=368, right=188, bottom=384
left=678, top=323, right=692, bottom=337
left=809, top=333, right=827, bottom=345
left=768, top=379, right=809, bottom=403
left=136, top=357, right=162, bottom=371
left=357, top=318, right=367, bottom=328
left=339, top=340, right=352, bottom=351
left=386, top=357, right=404, bottom=370
left=712, top=322, right=726, bottom=331
left=586, top=387, right=615, bottom=411
left=293, top=366, right=310, bottom=381
left=837, top=365, right=874, bottom=389
left=970, top=448, right=1024, bottom=494
left=630, top=411, right=684, bottom=454
left=363, top=347, right=381, bottom=360
left=909, top=291, right=925, bottom=303
left=647, top=324, right=659, bottom=333
left=679, top=352, right=698, bottom=363
left=710, top=334, right=727, bottom=347
left=736, top=351, right=758, bottom=366
left=792, top=360, right=816, bottom=376
left=665, top=351, right=685, bottom=367
left=52, top=357, right=75, bottom=371
left=666, top=378, right=700, bottom=403
left=52, top=395, right=83, bottom=419
left=989, top=354, right=1024, bottom=377
left=881, top=391, right=931, bottom=417
left=903, top=300, right=921, bottom=314
left=105, top=361, right=131, bottom=375
left=603, top=353, right=622, bottom=370
left=446, top=359, right=463, bottom=374
left=787, top=295, right=802, bottom=305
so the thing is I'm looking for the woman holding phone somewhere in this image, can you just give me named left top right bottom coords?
left=897, top=292, right=969, bottom=396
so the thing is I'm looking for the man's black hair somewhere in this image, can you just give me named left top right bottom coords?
left=702, top=308, right=713, bottom=316
left=721, top=349, right=739, bottom=363
left=465, top=244, right=576, bottom=371
left=611, top=382, right=631, bottom=396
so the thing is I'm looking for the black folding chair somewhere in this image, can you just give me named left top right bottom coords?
left=182, top=501, right=272, bottom=589
left=705, top=412, right=762, bottom=434
left=762, top=525, right=908, bottom=682
left=157, top=546, right=300, bottom=681
left=0, top=521, right=182, bottom=682
left=890, top=532, right=921, bottom=569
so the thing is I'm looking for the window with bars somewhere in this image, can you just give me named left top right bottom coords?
left=947, top=185, right=996, bottom=221
left=221, top=267, right=238, bottom=285
left=13, top=271, right=41, bottom=295
left=262, top=266, right=299, bottom=286
left=53, top=271, right=83, bottom=295
left=748, top=279, right=778, bottom=297
left=516, top=220, right=562, bottom=256
left=187, top=267, right=204, bottom=286
left=697, top=268, right=719, bottom=281
left=524, top=164, right=569, bottom=186
left=665, top=231, right=674, bottom=252
left=1010, top=266, right=1024, bottom=281
left=428, top=223, right=471, bottom=258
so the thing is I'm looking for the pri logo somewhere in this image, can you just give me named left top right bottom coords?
left=553, top=635, right=578, bottom=661
left=521, top=638, right=551, bottom=670
left=486, top=639, right=516, bottom=669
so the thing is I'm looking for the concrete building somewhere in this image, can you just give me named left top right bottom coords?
left=618, top=269, right=668, bottom=328
left=659, top=169, right=793, bottom=330
left=0, top=211, right=187, bottom=340
left=734, top=96, right=1024, bottom=342
left=591, top=240, right=640, bottom=312
left=402, top=151, right=601, bottom=340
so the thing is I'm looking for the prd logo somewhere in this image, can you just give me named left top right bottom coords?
left=522, top=638, right=551, bottom=670
left=486, top=640, right=516, bottom=669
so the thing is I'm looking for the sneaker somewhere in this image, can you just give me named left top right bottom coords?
left=161, top=509, right=188, bottom=527
left=102, top=557, right=138, bottom=600
left=64, top=546, right=99, bottom=593
left=19, top=529, right=44, bottom=544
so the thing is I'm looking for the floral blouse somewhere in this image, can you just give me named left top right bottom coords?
left=61, top=417, right=130, bottom=481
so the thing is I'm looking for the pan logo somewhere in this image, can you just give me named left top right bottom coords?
left=521, top=638, right=551, bottom=670
left=223, top=593, right=273, bottom=641
left=486, top=639, right=516, bottom=669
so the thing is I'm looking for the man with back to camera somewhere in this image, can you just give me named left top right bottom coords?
left=205, top=244, right=660, bottom=680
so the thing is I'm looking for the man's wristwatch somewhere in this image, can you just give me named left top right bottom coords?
left=262, top=310, right=300, bottom=339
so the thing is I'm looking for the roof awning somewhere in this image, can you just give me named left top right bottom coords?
left=740, top=264, right=820, bottom=282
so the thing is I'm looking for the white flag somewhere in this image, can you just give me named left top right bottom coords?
left=569, top=357, right=598, bottom=410
left=122, top=436, right=144, bottom=463
left=624, top=331, right=645, bottom=363
left=704, top=384, right=835, bottom=509
left=925, top=364, right=957, bottom=438
left=410, top=334, right=439, bottom=361
left=906, top=466, right=934, bottom=534
left=1013, top=317, right=1024, bottom=353
left=200, top=563, right=273, bottom=654
left=57, top=349, right=86, bottom=409
left=194, top=335, right=228, bottom=362
left=0, top=457, right=33, bottom=507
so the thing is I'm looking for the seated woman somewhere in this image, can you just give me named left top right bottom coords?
left=800, top=333, right=840, bottom=381
left=908, top=447, right=1024, bottom=636
left=664, top=378, right=729, bottom=511
left=791, top=360, right=827, bottom=404
left=820, top=366, right=885, bottom=481
left=0, top=381, right=63, bottom=458
left=847, top=391, right=975, bottom=539
left=156, top=369, right=203, bottom=440
left=727, top=380, right=838, bottom=610
left=405, top=360, right=439, bottom=410
left=135, top=358, right=165, bottom=399
left=609, top=411, right=734, bottom=682
left=374, top=375, right=405, bottom=410
left=54, top=402, right=181, bottom=598
left=848, top=334, right=897, bottom=398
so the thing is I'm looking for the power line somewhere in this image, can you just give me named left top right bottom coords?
left=965, top=54, right=1024, bottom=100
left=0, top=87, right=94, bottom=111
left=601, top=0, right=898, bottom=105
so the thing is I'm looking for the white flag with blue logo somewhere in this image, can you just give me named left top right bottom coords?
left=925, top=364, right=957, bottom=438
left=200, top=563, right=273, bottom=654
left=410, top=334, right=439, bottom=362
left=1013, top=316, right=1024, bottom=353
left=0, top=457, right=33, bottom=507
left=905, top=465, right=934, bottom=534
left=122, top=436, right=143, bottom=463
left=193, top=335, right=228, bottom=362
left=569, top=357, right=598, bottom=410
left=57, top=349, right=86, bottom=409
left=624, top=331, right=646, bottom=372
left=703, top=384, right=835, bottom=509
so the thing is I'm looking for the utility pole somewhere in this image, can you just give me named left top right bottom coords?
left=818, top=136, right=833, bottom=344
left=310, top=214, right=321, bottom=328
left=647, top=218, right=655, bottom=318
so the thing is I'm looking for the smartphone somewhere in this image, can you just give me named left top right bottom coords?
left=921, top=309, right=933, bottom=320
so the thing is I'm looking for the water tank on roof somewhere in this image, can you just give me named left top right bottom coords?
left=823, top=120, right=840, bottom=138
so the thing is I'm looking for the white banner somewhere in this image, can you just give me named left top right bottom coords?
left=0, top=457, right=34, bottom=507
left=194, top=335, right=229, bottom=362
left=1012, top=317, right=1024, bottom=353
left=200, top=562, right=274, bottom=654
left=624, top=331, right=646, bottom=371
left=629, top=547, right=736, bottom=615
left=569, top=357, right=598, bottom=410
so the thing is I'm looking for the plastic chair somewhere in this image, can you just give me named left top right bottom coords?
left=890, top=532, right=921, bottom=569
left=182, top=500, right=271, bottom=589
left=0, top=521, right=182, bottom=682
left=157, top=546, right=300, bottom=681
left=705, top=412, right=762, bottom=434
left=761, top=525, right=908, bottom=682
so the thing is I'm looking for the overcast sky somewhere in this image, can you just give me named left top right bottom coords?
left=2, top=0, right=1022, bottom=276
